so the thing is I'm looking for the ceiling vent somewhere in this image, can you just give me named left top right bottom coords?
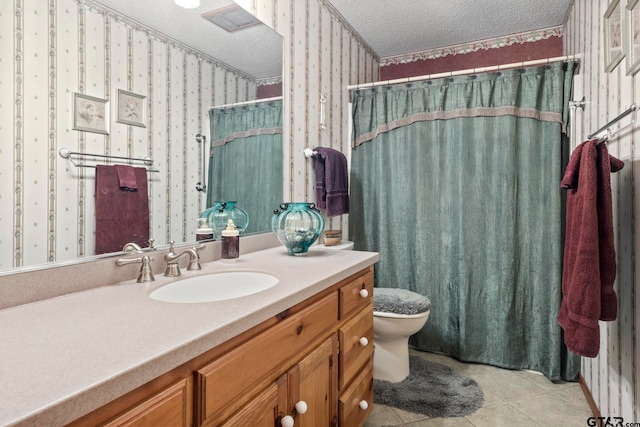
left=201, top=4, right=261, bottom=33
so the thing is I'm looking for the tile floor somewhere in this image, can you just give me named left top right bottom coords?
left=364, top=348, right=593, bottom=427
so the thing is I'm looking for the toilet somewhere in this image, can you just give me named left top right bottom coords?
left=320, top=240, right=431, bottom=383
left=373, top=288, right=431, bottom=382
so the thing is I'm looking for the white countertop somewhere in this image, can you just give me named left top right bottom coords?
left=0, top=246, right=378, bottom=426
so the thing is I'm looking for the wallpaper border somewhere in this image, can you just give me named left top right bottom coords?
left=381, top=26, right=564, bottom=66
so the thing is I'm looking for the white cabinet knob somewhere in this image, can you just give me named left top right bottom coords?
left=295, top=400, right=308, bottom=414
left=359, top=337, right=369, bottom=346
left=359, top=400, right=369, bottom=410
left=359, top=289, right=369, bottom=298
left=281, top=415, right=294, bottom=427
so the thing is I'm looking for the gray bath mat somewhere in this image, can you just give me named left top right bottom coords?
left=374, top=356, right=484, bottom=418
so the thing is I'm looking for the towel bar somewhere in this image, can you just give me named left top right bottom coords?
left=59, top=148, right=159, bottom=172
left=587, top=104, right=637, bottom=141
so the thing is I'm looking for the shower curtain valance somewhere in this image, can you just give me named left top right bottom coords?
left=210, top=99, right=283, bottom=148
left=351, top=61, right=579, bottom=147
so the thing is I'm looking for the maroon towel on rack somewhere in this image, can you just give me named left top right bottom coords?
left=95, top=165, right=149, bottom=254
left=114, top=164, right=138, bottom=191
left=558, top=139, right=623, bottom=358
left=313, top=146, right=350, bottom=217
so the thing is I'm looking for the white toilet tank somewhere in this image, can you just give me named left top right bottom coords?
left=319, top=240, right=354, bottom=250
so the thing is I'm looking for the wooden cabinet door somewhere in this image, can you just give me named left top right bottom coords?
left=288, top=335, right=338, bottom=427
left=219, top=375, right=287, bottom=427
left=196, top=292, right=338, bottom=424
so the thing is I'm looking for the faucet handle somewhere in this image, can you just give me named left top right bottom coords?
left=136, top=256, right=155, bottom=283
left=116, top=256, right=144, bottom=266
left=187, top=244, right=206, bottom=271
left=169, top=240, right=175, bottom=253
left=116, top=255, right=155, bottom=283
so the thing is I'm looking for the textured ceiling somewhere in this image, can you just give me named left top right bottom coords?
left=93, top=0, right=572, bottom=79
left=93, top=0, right=283, bottom=80
left=328, top=0, right=572, bottom=58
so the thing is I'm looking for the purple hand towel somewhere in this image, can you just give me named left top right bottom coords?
left=313, top=147, right=349, bottom=217
left=114, top=164, right=138, bottom=191
left=95, top=165, right=149, bottom=254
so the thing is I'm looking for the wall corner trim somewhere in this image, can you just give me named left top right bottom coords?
left=579, top=374, right=602, bottom=425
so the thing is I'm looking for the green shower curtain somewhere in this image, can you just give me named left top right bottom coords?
left=207, top=100, right=283, bottom=234
left=350, top=61, right=580, bottom=381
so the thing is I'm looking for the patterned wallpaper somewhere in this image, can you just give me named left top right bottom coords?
left=0, top=0, right=378, bottom=271
left=565, top=0, right=638, bottom=421
left=250, top=0, right=380, bottom=233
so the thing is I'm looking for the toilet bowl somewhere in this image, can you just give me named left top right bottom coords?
left=373, top=288, right=431, bottom=383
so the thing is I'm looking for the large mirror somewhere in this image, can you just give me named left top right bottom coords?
left=0, top=0, right=283, bottom=273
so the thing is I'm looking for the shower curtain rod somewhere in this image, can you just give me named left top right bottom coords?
left=346, top=54, right=581, bottom=90
left=209, top=95, right=282, bottom=110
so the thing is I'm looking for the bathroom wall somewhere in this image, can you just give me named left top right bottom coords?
left=0, top=0, right=378, bottom=271
left=565, top=0, right=638, bottom=421
left=248, top=0, right=380, bottom=233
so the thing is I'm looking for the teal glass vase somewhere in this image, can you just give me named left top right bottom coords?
left=272, top=202, right=325, bottom=256
left=200, top=201, right=249, bottom=239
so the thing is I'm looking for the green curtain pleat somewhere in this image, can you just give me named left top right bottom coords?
left=350, top=61, right=580, bottom=381
left=207, top=100, right=283, bottom=234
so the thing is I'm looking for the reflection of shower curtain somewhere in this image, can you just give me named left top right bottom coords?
left=207, top=100, right=283, bottom=234
left=350, top=61, right=580, bottom=381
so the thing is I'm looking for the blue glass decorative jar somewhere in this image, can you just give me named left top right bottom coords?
left=272, top=202, right=325, bottom=256
left=200, top=201, right=249, bottom=239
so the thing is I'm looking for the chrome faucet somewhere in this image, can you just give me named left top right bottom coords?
left=163, top=241, right=205, bottom=277
left=116, top=255, right=155, bottom=283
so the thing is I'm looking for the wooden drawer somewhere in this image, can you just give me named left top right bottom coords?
left=338, top=360, right=373, bottom=427
left=339, top=305, right=373, bottom=390
left=104, top=377, right=193, bottom=427
left=196, top=292, right=338, bottom=424
left=338, top=268, right=373, bottom=320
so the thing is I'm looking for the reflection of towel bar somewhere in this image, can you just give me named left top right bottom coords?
left=59, top=148, right=159, bottom=172
left=195, top=134, right=207, bottom=192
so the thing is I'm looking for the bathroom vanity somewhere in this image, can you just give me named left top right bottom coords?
left=0, top=242, right=378, bottom=426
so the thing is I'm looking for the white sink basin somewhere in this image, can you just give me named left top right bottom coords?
left=149, top=272, right=279, bottom=303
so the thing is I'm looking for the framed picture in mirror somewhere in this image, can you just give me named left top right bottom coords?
left=72, top=93, right=109, bottom=134
left=116, top=89, right=146, bottom=127
left=626, top=0, right=640, bottom=75
left=605, top=0, right=625, bottom=72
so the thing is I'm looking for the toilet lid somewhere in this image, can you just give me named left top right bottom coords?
left=373, top=288, right=431, bottom=315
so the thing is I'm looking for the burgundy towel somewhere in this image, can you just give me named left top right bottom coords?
left=558, top=139, right=623, bottom=358
left=95, top=165, right=149, bottom=255
left=313, top=147, right=350, bottom=217
left=114, top=164, right=138, bottom=191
